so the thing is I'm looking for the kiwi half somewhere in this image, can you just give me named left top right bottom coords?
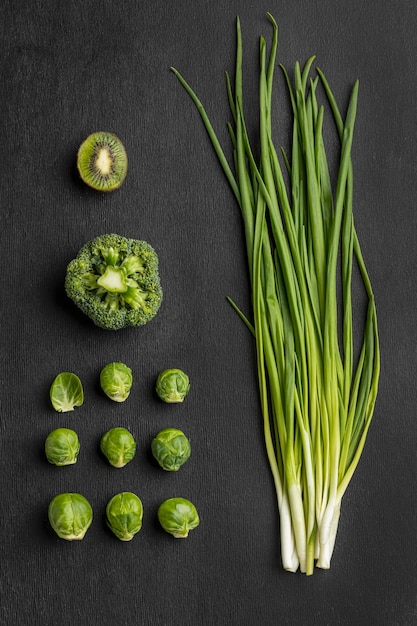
left=77, top=131, right=128, bottom=191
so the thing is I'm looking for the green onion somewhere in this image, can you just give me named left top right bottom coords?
left=171, top=14, right=380, bottom=575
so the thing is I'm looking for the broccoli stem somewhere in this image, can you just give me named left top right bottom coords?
left=97, top=267, right=128, bottom=293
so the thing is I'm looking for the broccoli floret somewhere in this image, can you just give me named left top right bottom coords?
left=65, top=234, right=163, bottom=330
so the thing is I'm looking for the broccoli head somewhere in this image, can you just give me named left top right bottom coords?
left=65, top=234, right=163, bottom=330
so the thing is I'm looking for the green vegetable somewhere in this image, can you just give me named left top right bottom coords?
left=151, top=428, right=191, bottom=471
left=100, top=362, right=133, bottom=402
left=65, top=233, right=163, bottom=330
left=157, top=497, right=199, bottom=538
left=155, top=368, right=190, bottom=403
left=171, top=15, right=380, bottom=574
left=45, top=428, right=80, bottom=466
left=50, top=372, right=84, bottom=412
left=106, top=492, right=143, bottom=541
left=48, top=493, right=93, bottom=541
left=100, top=427, right=136, bottom=468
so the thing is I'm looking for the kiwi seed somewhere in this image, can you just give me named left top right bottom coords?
left=77, top=131, right=128, bottom=192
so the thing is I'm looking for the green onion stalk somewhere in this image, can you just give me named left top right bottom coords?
left=171, top=14, right=380, bottom=575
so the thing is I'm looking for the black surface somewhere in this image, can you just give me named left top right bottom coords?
left=1, top=1, right=416, bottom=625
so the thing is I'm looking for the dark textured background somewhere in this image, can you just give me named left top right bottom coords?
left=1, top=1, right=416, bottom=625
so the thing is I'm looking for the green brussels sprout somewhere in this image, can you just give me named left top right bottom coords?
left=48, top=493, right=93, bottom=541
left=45, top=428, right=80, bottom=466
left=50, top=372, right=84, bottom=412
left=151, top=428, right=191, bottom=471
left=100, top=427, right=136, bottom=468
left=155, top=368, right=190, bottom=403
left=106, top=492, right=143, bottom=541
left=157, top=497, right=200, bottom=538
left=100, top=362, right=133, bottom=403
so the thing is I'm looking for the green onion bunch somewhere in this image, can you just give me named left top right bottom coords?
left=171, top=14, right=380, bottom=575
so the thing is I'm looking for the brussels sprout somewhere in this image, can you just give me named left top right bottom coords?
left=100, top=362, right=133, bottom=403
left=106, top=492, right=143, bottom=541
left=45, top=428, right=80, bottom=466
left=151, top=428, right=191, bottom=471
left=157, top=497, right=200, bottom=538
left=48, top=493, right=93, bottom=541
left=50, top=372, right=84, bottom=412
left=155, top=368, right=190, bottom=403
left=100, top=427, right=136, bottom=468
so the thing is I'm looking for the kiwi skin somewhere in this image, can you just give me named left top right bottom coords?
left=77, top=131, right=128, bottom=192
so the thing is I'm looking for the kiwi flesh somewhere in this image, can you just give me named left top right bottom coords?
left=77, top=131, right=128, bottom=191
